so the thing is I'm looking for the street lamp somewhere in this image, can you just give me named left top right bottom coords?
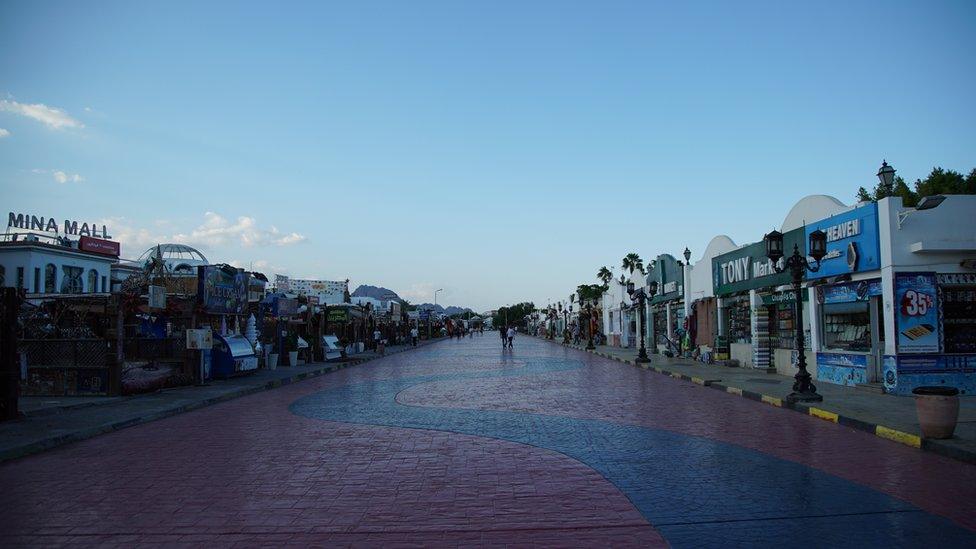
left=429, top=288, right=443, bottom=340
left=763, top=228, right=828, bottom=404
left=877, top=160, right=896, bottom=197
left=561, top=301, right=570, bottom=343
left=627, top=279, right=658, bottom=363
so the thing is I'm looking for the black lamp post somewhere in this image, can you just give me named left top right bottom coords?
left=561, top=302, right=570, bottom=344
left=764, top=228, right=828, bottom=404
left=627, top=279, right=658, bottom=363
left=877, top=160, right=896, bottom=197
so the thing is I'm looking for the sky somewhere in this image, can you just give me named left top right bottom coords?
left=1, top=1, right=974, bottom=312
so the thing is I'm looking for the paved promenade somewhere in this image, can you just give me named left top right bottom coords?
left=558, top=340, right=976, bottom=463
left=3, top=335, right=976, bottom=547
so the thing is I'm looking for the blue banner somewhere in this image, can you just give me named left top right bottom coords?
left=817, top=279, right=882, bottom=304
left=806, top=202, right=880, bottom=279
left=894, top=272, right=940, bottom=353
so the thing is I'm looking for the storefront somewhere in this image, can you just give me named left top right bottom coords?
left=712, top=229, right=804, bottom=369
left=647, top=254, right=685, bottom=354
left=874, top=195, right=976, bottom=395
left=804, top=202, right=885, bottom=387
left=685, top=235, right=739, bottom=355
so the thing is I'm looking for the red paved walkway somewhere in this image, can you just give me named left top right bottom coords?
left=2, top=335, right=975, bottom=547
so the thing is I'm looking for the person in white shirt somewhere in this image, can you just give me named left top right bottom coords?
left=506, top=326, right=515, bottom=349
left=410, top=326, right=418, bottom=347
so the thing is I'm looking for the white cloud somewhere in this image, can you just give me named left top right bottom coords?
left=0, top=99, right=84, bottom=130
left=398, top=283, right=438, bottom=302
left=52, top=170, right=84, bottom=184
left=101, top=212, right=307, bottom=259
left=0, top=128, right=9, bottom=138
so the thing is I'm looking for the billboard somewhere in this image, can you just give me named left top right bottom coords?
left=79, top=236, right=121, bottom=257
left=198, top=266, right=248, bottom=314
left=894, top=272, right=940, bottom=354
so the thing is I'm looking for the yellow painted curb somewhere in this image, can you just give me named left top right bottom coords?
left=809, top=407, right=839, bottom=423
left=761, top=395, right=782, bottom=407
left=726, top=387, right=743, bottom=396
left=691, top=377, right=705, bottom=385
left=875, top=426, right=922, bottom=448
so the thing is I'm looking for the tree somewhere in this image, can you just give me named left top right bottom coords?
left=492, top=302, right=535, bottom=329
left=856, top=165, right=974, bottom=206
left=622, top=253, right=645, bottom=275
left=597, top=266, right=613, bottom=286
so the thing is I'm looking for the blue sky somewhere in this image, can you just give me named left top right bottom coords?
left=1, top=1, right=974, bottom=311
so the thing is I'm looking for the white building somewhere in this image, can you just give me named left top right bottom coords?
left=0, top=238, right=116, bottom=298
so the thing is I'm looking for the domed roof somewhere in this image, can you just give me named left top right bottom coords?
left=138, top=244, right=209, bottom=275
left=138, top=243, right=209, bottom=263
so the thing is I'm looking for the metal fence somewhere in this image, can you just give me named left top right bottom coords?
left=20, top=338, right=109, bottom=368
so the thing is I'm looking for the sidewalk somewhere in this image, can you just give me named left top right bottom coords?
left=548, top=338, right=976, bottom=465
left=0, top=340, right=439, bottom=463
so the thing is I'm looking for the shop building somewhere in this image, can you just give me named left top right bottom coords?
left=805, top=195, right=976, bottom=394
left=602, top=277, right=632, bottom=347
left=685, top=235, right=739, bottom=355
left=0, top=235, right=118, bottom=299
left=709, top=195, right=848, bottom=370
left=646, top=254, right=686, bottom=354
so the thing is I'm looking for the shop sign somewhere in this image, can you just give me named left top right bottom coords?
left=7, top=212, right=112, bottom=238
left=805, top=203, right=880, bottom=279
left=186, top=329, right=214, bottom=350
left=274, top=297, right=298, bottom=317
left=938, top=273, right=976, bottom=285
left=79, top=236, right=120, bottom=256
left=894, top=272, right=940, bottom=354
left=197, top=266, right=247, bottom=314
left=816, top=279, right=882, bottom=304
left=419, top=310, right=431, bottom=321
left=275, top=274, right=291, bottom=292
left=649, top=254, right=684, bottom=303
left=148, top=285, right=166, bottom=309
left=893, top=354, right=976, bottom=375
left=760, top=288, right=808, bottom=306
left=327, top=308, right=348, bottom=322
left=712, top=229, right=803, bottom=295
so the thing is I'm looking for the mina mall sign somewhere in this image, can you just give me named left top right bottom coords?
left=8, top=212, right=112, bottom=239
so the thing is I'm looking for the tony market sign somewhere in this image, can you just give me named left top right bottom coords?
left=8, top=212, right=112, bottom=239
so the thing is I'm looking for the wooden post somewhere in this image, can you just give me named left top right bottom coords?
left=1, top=288, right=20, bottom=420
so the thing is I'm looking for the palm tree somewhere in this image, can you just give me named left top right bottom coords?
left=597, top=266, right=613, bottom=286
left=622, top=253, right=645, bottom=275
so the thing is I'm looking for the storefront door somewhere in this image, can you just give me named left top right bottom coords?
left=869, top=295, right=884, bottom=382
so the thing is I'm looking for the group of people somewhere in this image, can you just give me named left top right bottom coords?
left=499, top=325, right=516, bottom=349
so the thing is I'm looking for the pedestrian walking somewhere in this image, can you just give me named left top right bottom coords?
left=500, top=326, right=507, bottom=348
left=410, top=326, right=418, bottom=347
left=506, top=326, right=515, bottom=349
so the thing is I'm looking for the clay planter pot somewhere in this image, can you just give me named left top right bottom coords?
left=267, top=353, right=278, bottom=371
left=288, top=351, right=299, bottom=366
left=912, top=386, right=960, bottom=439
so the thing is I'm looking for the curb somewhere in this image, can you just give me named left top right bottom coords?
left=548, top=338, right=973, bottom=465
left=0, top=340, right=440, bottom=464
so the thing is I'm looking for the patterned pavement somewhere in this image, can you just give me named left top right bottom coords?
left=3, top=335, right=976, bottom=547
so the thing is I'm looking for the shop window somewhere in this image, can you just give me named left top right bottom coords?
left=44, top=263, right=56, bottom=293
left=822, top=302, right=871, bottom=352
left=0, top=265, right=5, bottom=286
left=942, top=285, right=976, bottom=354
left=33, top=267, right=40, bottom=293
left=61, top=266, right=83, bottom=294
left=102, top=276, right=107, bottom=293
left=88, top=269, right=98, bottom=293
left=726, top=298, right=752, bottom=344
left=16, top=267, right=24, bottom=289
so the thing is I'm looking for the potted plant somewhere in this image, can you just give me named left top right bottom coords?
left=266, top=348, right=279, bottom=370
left=912, top=386, right=960, bottom=439
left=285, top=333, right=299, bottom=366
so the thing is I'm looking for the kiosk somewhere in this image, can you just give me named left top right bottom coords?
left=211, top=334, right=258, bottom=378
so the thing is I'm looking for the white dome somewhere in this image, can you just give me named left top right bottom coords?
left=138, top=244, right=209, bottom=274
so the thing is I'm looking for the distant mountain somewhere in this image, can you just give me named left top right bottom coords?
left=415, top=303, right=474, bottom=316
left=352, top=285, right=401, bottom=300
